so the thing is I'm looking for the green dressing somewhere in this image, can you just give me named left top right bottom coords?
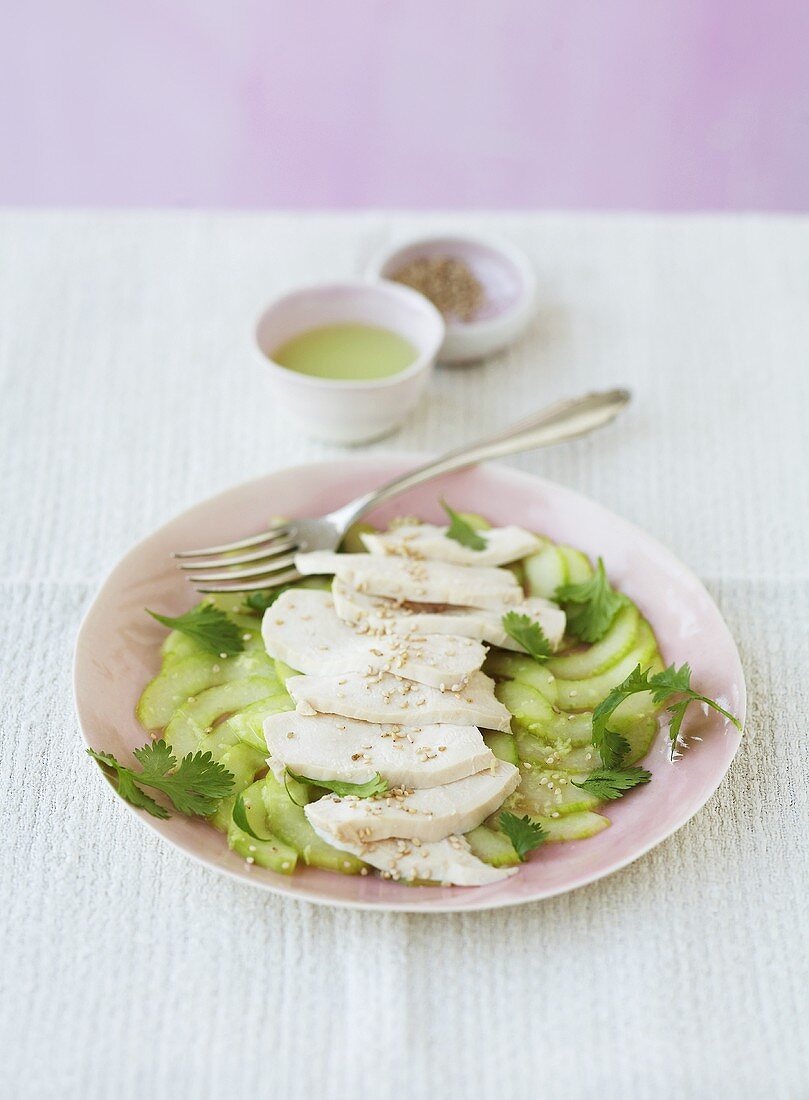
left=272, top=323, right=417, bottom=381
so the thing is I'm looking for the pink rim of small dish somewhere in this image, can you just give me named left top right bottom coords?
left=73, top=459, right=745, bottom=913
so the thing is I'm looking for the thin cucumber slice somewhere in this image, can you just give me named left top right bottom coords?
left=482, top=730, right=519, bottom=766
left=137, top=650, right=276, bottom=732
left=163, top=676, right=280, bottom=758
left=205, top=592, right=249, bottom=615
left=523, top=545, right=568, bottom=599
left=221, top=692, right=294, bottom=754
left=514, top=731, right=599, bottom=773
left=466, top=825, right=520, bottom=867
left=295, top=576, right=333, bottom=593
left=484, top=650, right=558, bottom=704
left=550, top=711, right=594, bottom=746
left=161, top=612, right=264, bottom=665
left=262, top=771, right=364, bottom=875
left=621, top=715, right=659, bottom=765
left=554, top=621, right=659, bottom=712
left=557, top=546, right=594, bottom=584
left=274, top=658, right=300, bottom=685
left=546, top=605, right=640, bottom=680
left=226, top=779, right=298, bottom=873
left=504, top=768, right=602, bottom=817
left=339, top=522, right=376, bottom=554
left=535, top=810, right=610, bottom=842
left=208, top=742, right=267, bottom=831
left=495, top=680, right=557, bottom=736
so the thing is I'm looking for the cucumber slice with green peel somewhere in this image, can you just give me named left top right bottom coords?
left=205, top=592, right=249, bottom=615
left=220, top=692, right=295, bottom=754
left=504, top=559, right=526, bottom=589
left=466, top=825, right=520, bottom=867
left=295, top=576, right=333, bottom=593
left=547, top=605, right=640, bottom=680
left=523, top=545, right=568, bottom=598
left=160, top=612, right=264, bottom=665
left=557, top=546, right=594, bottom=584
left=208, top=742, right=268, bottom=831
left=550, top=710, right=594, bottom=745
left=163, top=676, right=281, bottom=758
left=514, top=730, right=599, bottom=773
left=554, top=621, right=660, bottom=712
left=484, top=650, right=558, bottom=703
left=495, top=680, right=557, bottom=736
left=262, top=771, right=365, bottom=875
left=482, top=730, right=519, bottom=766
left=621, top=715, right=659, bottom=765
left=226, top=779, right=298, bottom=873
left=504, top=768, right=602, bottom=817
left=137, top=650, right=277, bottom=732
left=339, top=521, right=376, bottom=554
left=534, top=811, right=610, bottom=842
left=274, top=658, right=300, bottom=685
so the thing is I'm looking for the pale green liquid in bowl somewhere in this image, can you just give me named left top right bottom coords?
left=272, top=323, right=417, bottom=381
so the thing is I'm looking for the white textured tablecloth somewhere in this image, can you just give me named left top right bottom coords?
left=1, top=212, right=807, bottom=1099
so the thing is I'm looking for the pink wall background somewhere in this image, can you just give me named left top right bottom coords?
left=2, top=0, right=807, bottom=209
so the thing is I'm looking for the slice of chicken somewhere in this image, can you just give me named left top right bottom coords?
left=331, top=577, right=566, bottom=651
left=307, top=823, right=517, bottom=886
left=287, top=669, right=513, bottom=732
left=262, top=589, right=485, bottom=690
left=304, top=759, right=520, bottom=844
left=295, top=552, right=521, bottom=609
left=361, top=522, right=541, bottom=567
left=263, top=712, right=495, bottom=789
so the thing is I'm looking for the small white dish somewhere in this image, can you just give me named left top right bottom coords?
left=366, top=234, right=537, bottom=363
left=254, top=281, right=445, bottom=445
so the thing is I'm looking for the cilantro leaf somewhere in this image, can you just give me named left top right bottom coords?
left=246, top=586, right=291, bottom=614
left=287, top=769, right=388, bottom=799
left=441, top=500, right=487, bottom=551
left=147, top=604, right=244, bottom=657
left=573, top=766, right=652, bottom=800
left=498, top=812, right=547, bottom=861
left=232, top=790, right=271, bottom=841
left=555, top=557, right=629, bottom=643
left=592, top=662, right=743, bottom=765
left=502, top=612, right=553, bottom=662
left=87, top=741, right=235, bottom=819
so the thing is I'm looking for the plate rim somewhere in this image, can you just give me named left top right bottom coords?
left=73, top=455, right=746, bottom=913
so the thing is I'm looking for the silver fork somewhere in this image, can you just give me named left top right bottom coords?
left=175, top=389, right=631, bottom=593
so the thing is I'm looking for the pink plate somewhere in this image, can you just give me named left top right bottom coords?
left=73, top=458, right=745, bottom=912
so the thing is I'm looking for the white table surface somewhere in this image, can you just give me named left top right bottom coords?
left=1, top=211, right=807, bottom=1099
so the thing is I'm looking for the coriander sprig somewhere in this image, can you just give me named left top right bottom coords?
left=572, top=766, right=652, bottom=800
left=501, top=612, right=552, bottom=662
left=499, top=812, right=547, bottom=861
left=592, top=662, right=742, bottom=766
left=88, top=740, right=235, bottom=819
left=555, top=557, right=629, bottom=643
left=147, top=604, right=244, bottom=657
left=441, top=500, right=487, bottom=551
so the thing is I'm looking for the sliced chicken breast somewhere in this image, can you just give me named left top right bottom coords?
left=308, top=824, right=517, bottom=886
left=262, top=589, right=485, bottom=690
left=295, top=552, right=521, bottom=609
left=361, top=522, right=541, bottom=567
left=264, top=712, right=495, bottom=789
left=287, top=669, right=513, bottom=732
left=304, top=759, right=520, bottom=844
left=332, top=577, right=566, bottom=651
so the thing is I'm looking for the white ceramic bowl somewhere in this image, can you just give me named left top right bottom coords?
left=366, top=234, right=537, bottom=363
left=255, top=281, right=445, bottom=444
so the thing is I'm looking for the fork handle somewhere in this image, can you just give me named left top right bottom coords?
left=341, top=389, right=631, bottom=525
